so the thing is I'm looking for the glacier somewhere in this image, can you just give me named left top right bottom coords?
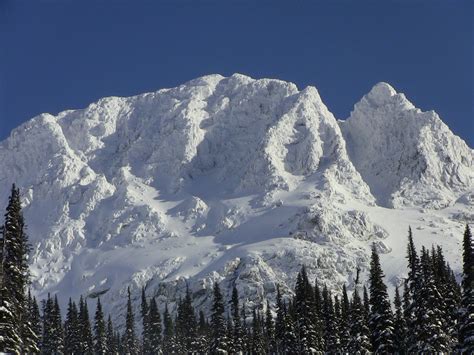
left=0, top=73, right=472, bottom=327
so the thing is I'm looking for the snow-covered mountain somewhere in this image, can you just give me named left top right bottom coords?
left=0, top=74, right=472, bottom=325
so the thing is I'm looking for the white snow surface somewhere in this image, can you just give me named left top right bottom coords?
left=0, top=74, right=472, bottom=327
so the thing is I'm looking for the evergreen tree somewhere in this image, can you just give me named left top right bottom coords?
left=275, top=285, right=285, bottom=353
left=322, top=285, right=338, bottom=353
left=29, top=294, right=42, bottom=352
left=0, top=185, right=32, bottom=354
left=393, top=286, right=407, bottom=354
left=405, top=227, right=420, bottom=350
left=339, top=284, right=351, bottom=352
left=41, top=294, right=54, bottom=354
left=176, top=286, right=197, bottom=352
left=79, top=296, right=94, bottom=354
left=251, top=308, right=265, bottom=354
left=348, top=273, right=371, bottom=354
left=51, top=295, right=64, bottom=354
left=210, top=282, right=228, bottom=353
left=140, top=287, right=150, bottom=355
left=231, top=285, right=243, bottom=353
left=459, top=224, right=474, bottom=353
left=264, top=300, right=276, bottom=353
left=368, top=244, right=395, bottom=353
left=66, top=298, right=79, bottom=353
left=333, top=295, right=343, bottom=353
left=163, top=303, right=177, bottom=353
left=94, top=297, right=107, bottom=354
left=293, top=265, right=322, bottom=352
left=23, top=289, right=40, bottom=353
left=148, top=298, right=162, bottom=354
left=123, top=287, right=137, bottom=355
left=197, top=310, right=210, bottom=353
left=411, top=247, right=450, bottom=352
left=106, top=315, right=117, bottom=355
left=282, top=301, right=298, bottom=352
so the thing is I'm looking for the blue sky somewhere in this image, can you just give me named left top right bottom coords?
left=1, top=0, right=472, bottom=146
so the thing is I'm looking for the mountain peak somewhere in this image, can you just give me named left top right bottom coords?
left=366, top=82, right=397, bottom=106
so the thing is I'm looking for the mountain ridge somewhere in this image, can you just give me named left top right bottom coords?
left=0, top=73, right=472, bottom=326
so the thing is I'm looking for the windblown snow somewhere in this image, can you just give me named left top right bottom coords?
left=0, top=74, right=472, bottom=326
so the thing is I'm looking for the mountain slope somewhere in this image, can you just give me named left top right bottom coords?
left=341, top=82, right=474, bottom=209
left=0, top=74, right=472, bottom=326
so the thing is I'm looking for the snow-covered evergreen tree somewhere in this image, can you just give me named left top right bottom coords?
left=459, top=224, right=474, bottom=353
left=348, top=271, right=371, bottom=354
left=210, top=282, right=228, bottom=353
left=148, top=297, right=162, bottom=354
left=94, top=297, right=107, bottom=354
left=231, top=285, right=244, bottom=353
left=123, top=287, right=138, bottom=355
left=393, top=286, right=407, bottom=354
left=368, top=244, right=395, bottom=353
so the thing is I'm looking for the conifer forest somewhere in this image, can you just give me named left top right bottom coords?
left=1, top=184, right=473, bottom=354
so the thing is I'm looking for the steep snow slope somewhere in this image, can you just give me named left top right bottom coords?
left=341, top=82, right=474, bottom=209
left=0, top=74, right=472, bottom=326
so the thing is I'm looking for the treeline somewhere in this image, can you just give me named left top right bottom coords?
left=0, top=184, right=473, bottom=354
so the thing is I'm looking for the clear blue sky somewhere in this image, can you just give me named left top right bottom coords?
left=1, top=0, right=473, bottom=146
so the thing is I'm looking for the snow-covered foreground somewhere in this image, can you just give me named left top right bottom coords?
left=0, top=74, right=472, bottom=327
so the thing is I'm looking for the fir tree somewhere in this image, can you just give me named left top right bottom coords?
left=368, top=244, right=395, bottom=353
left=294, top=265, right=322, bottom=352
left=106, top=315, right=117, bottom=355
left=29, top=294, right=42, bottom=352
left=210, top=282, right=228, bottom=353
left=0, top=185, right=32, bottom=354
left=197, top=310, right=210, bottom=353
left=51, top=295, right=64, bottom=354
left=41, top=294, right=54, bottom=354
left=176, top=286, right=197, bottom=352
left=348, top=272, right=371, bottom=354
left=148, top=298, right=162, bottom=354
left=339, top=284, right=351, bottom=352
left=322, top=285, right=338, bottom=353
left=123, top=287, right=137, bottom=355
left=94, top=297, right=107, bottom=354
left=140, top=287, right=150, bottom=355
left=163, top=303, right=177, bottom=354
left=333, top=295, right=343, bottom=353
left=411, top=247, right=450, bottom=352
left=249, top=308, right=264, bottom=354
left=231, top=285, right=243, bottom=353
left=459, top=224, right=474, bottom=353
left=79, top=296, right=94, bottom=354
left=275, top=285, right=285, bottom=353
left=393, top=286, right=407, bottom=354
left=264, top=300, right=276, bottom=353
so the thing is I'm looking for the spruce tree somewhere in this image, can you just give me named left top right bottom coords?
left=264, top=300, right=276, bottom=353
left=177, top=286, right=197, bottom=352
left=163, top=303, right=177, bottom=353
left=41, top=294, right=54, bottom=354
left=333, top=295, right=343, bottom=353
left=368, top=244, right=395, bottom=353
left=140, top=287, right=150, bottom=355
left=0, top=185, right=32, bottom=354
left=459, top=224, right=474, bottom=353
left=210, top=282, right=228, bottom=353
left=393, top=286, right=407, bottom=354
left=411, top=247, right=450, bottom=352
left=348, top=274, right=371, bottom=353
left=79, top=296, right=94, bottom=354
left=294, top=266, right=322, bottom=352
left=231, top=285, right=243, bottom=353
left=322, top=285, right=338, bottom=353
left=148, top=298, right=162, bottom=354
left=123, top=287, right=137, bottom=355
left=251, top=308, right=265, bottom=354
left=94, top=297, right=107, bottom=354
left=275, top=285, right=285, bottom=353
left=51, top=295, right=64, bottom=354
left=339, top=284, right=351, bottom=352
left=197, top=310, right=210, bottom=353
left=106, top=315, right=117, bottom=355
left=29, top=294, right=42, bottom=352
